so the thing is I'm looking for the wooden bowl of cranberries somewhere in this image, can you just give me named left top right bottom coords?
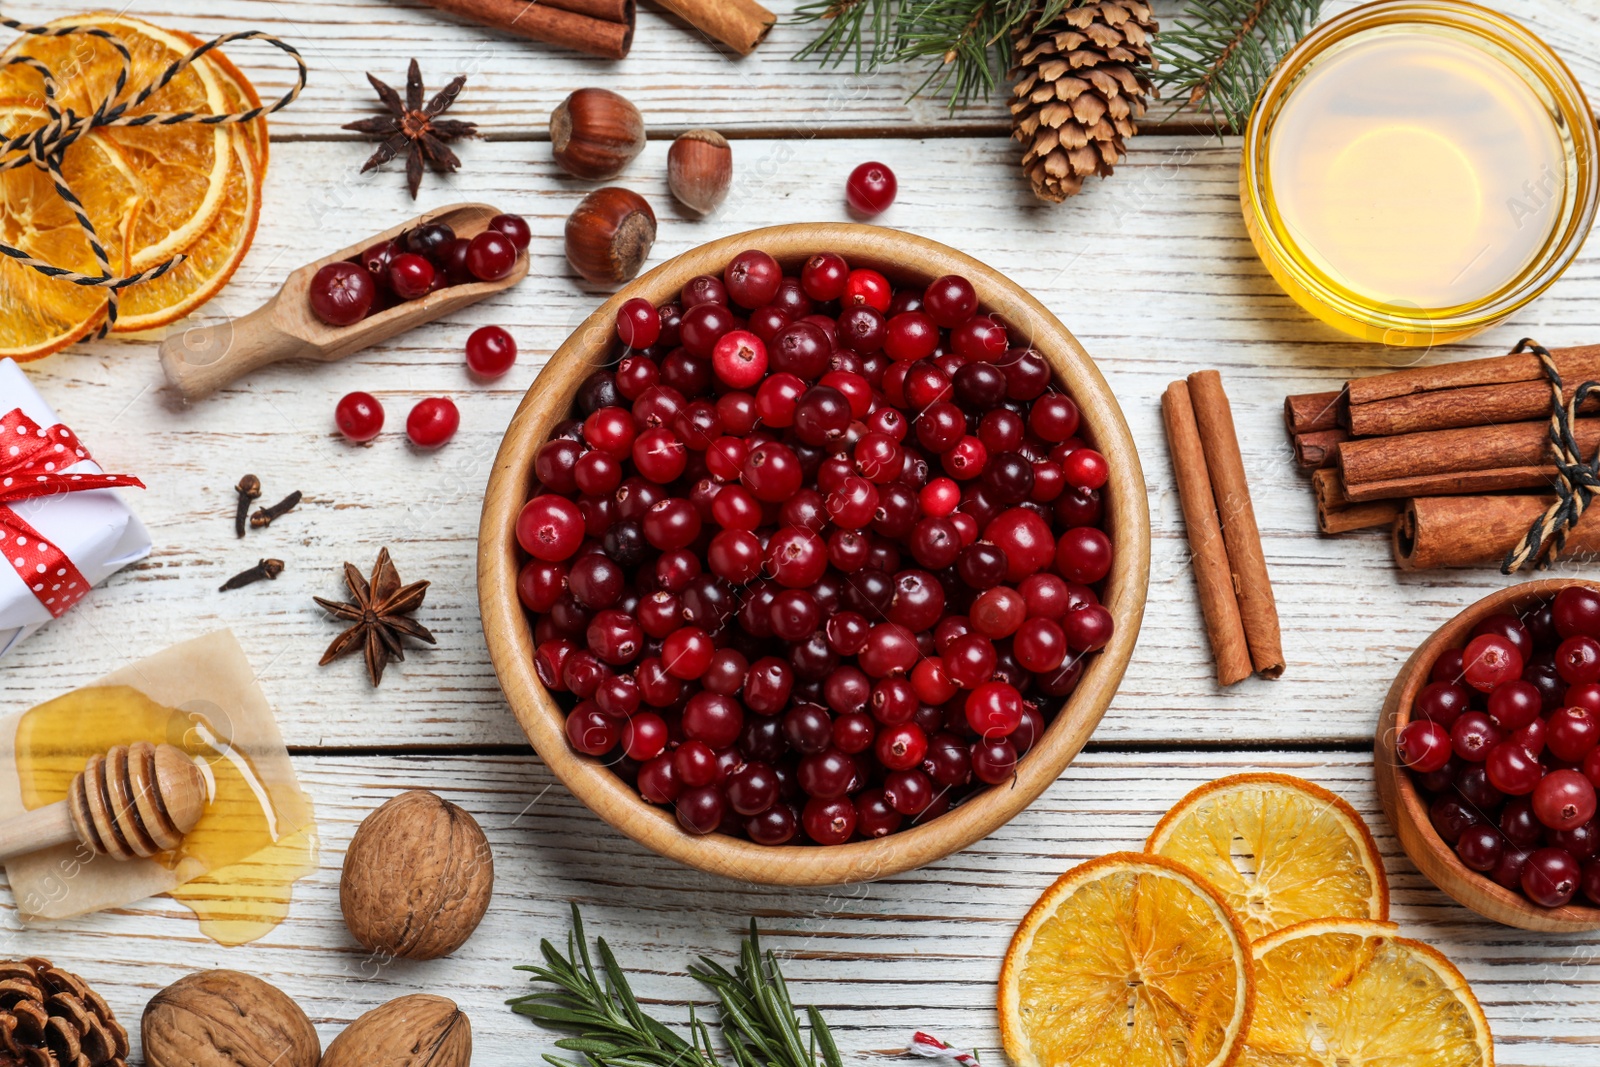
left=1378, top=579, right=1600, bottom=930
left=478, top=223, right=1149, bottom=885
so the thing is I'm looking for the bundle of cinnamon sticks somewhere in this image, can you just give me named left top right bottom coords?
left=1164, top=371, right=1284, bottom=686
left=1285, top=343, right=1600, bottom=569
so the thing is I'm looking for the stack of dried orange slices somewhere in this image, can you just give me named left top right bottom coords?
left=999, top=773, right=1494, bottom=1067
left=0, top=13, right=266, bottom=361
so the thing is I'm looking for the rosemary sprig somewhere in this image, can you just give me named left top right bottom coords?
left=512, top=905, right=841, bottom=1067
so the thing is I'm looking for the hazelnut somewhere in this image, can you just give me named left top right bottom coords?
left=339, top=789, right=494, bottom=961
left=550, top=87, right=645, bottom=180
left=320, top=995, right=469, bottom=1067
left=565, top=187, right=657, bottom=286
left=668, top=129, right=732, bottom=216
left=143, top=970, right=319, bottom=1067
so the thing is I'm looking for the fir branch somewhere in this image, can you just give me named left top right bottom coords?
left=512, top=906, right=840, bottom=1067
left=1152, top=0, right=1323, bottom=131
left=793, top=0, right=1064, bottom=109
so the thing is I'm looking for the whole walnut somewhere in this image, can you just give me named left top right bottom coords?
left=320, top=995, right=470, bottom=1067
left=143, top=970, right=318, bottom=1067
left=340, top=789, right=494, bottom=960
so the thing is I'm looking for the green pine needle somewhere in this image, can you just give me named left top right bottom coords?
left=511, top=906, right=841, bottom=1067
left=1152, top=0, right=1323, bottom=131
left=793, top=0, right=1322, bottom=128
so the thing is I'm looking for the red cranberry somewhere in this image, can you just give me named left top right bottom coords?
left=845, top=161, right=897, bottom=217
left=309, top=261, right=375, bottom=325
left=466, top=230, right=518, bottom=281
left=388, top=252, right=435, bottom=299
left=403, top=397, right=458, bottom=448
left=1523, top=846, right=1581, bottom=906
left=1462, top=633, right=1524, bottom=692
left=1555, top=586, right=1600, bottom=638
left=335, top=391, right=385, bottom=441
left=466, top=325, right=517, bottom=377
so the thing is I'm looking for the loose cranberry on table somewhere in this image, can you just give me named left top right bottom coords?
left=465, top=325, right=518, bottom=378
left=517, top=249, right=1118, bottom=848
left=406, top=397, right=459, bottom=448
left=1401, top=586, right=1600, bottom=908
left=335, top=391, right=385, bottom=442
left=845, top=161, right=897, bottom=217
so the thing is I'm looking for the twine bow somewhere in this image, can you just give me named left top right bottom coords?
left=1502, top=338, right=1600, bottom=574
left=0, top=406, right=144, bottom=617
left=0, top=17, right=307, bottom=336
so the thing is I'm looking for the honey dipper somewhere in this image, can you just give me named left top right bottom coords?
left=0, top=742, right=209, bottom=862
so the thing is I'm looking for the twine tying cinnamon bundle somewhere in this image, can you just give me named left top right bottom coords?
left=1500, top=338, right=1600, bottom=573
left=0, top=17, right=307, bottom=336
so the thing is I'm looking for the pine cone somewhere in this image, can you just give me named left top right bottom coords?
left=1009, top=0, right=1158, bottom=202
left=0, top=959, right=129, bottom=1067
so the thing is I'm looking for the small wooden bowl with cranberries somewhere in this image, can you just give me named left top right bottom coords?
left=479, top=223, right=1149, bottom=886
left=1377, top=579, right=1600, bottom=931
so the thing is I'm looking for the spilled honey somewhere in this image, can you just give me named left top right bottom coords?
left=15, top=685, right=317, bottom=946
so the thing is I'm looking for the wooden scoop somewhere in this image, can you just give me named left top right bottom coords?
left=0, top=742, right=210, bottom=862
left=158, top=202, right=529, bottom=401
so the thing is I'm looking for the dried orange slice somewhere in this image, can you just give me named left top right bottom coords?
left=1000, top=852, right=1255, bottom=1067
left=0, top=13, right=232, bottom=270
left=113, top=127, right=258, bottom=332
left=1147, top=774, right=1389, bottom=940
left=0, top=103, right=136, bottom=359
left=171, top=27, right=269, bottom=174
left=1242, top=919, right=1492, bottom=1067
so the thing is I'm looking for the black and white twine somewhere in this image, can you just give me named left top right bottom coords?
left=0, top=17, right=306, bottom=335
left=1502, top=338, right=1600, bottom=574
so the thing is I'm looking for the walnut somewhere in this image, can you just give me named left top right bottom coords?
left=142, top=970, right=318, bottom=1067
left=339, top=789, right=494, bottom=960
left=319, top=995, right=470, bottom=1067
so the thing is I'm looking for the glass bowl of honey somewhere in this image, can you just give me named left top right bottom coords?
left=1242, top=0, right=1597, bottom=347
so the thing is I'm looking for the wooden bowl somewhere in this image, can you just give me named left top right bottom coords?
left=1375, top=579, right=1600, bottom=931
left=479, top=223, right=1150, bottom=886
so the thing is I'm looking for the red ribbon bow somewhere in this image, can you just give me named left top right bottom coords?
left=0, top=407, right=144, bottom=617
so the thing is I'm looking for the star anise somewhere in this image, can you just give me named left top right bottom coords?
left=314, top=548, right=436, bottom=686
left=342, top=59, right=478, bottom=199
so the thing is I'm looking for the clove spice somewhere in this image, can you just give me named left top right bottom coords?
left=220, top=558, right=284, bottom=591
left=234, top=475, right=261, bottom=538
left=251, top=490, right=302, bottom=529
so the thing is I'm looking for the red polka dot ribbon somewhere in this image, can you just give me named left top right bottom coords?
left=0, top=407, right=144, bottom=618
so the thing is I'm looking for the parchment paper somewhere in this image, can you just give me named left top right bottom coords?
left=0, top=630, right=312, bottom=922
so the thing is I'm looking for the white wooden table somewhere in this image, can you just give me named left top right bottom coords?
left=6, top=0, right=1600, bottom=1062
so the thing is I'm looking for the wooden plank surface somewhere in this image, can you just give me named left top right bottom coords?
left=8, top=134, right=1599, bottom=747
left=3, top=0, right=1597, bottom=137
left=7, top=751, right=1594, bottom=1067
left=4, top=2, right=1600, bottom=1062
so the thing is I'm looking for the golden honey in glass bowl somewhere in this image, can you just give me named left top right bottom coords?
left=1242, top=0, right=1597, bottom=346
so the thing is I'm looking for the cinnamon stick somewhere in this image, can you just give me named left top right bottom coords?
left=653, top=0, right=775, bottom=54
left=1293, top=427, right=1348, bottom=469
left=1342, top=465, right=1555, bottom=503
left=1311, top=471, right=1401, bottom=533
left=1343, top=344, right=1600, bottom=436
left=544, top=0, right=633, bottom=20
left=1394, top=495, right=1600, bottom=569
left=1340, top=419, right=1597, bottom=487
left=417, top=0, right=634, bottom=58
left=1186, top=370, right=1284, bottom=679
left=1161, top=382, right=1253, bottom=687
left=1284, top=390, right=1343, bottom=434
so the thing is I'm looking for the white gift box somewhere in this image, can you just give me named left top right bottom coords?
left=0, top=359, right=151, bottom=657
